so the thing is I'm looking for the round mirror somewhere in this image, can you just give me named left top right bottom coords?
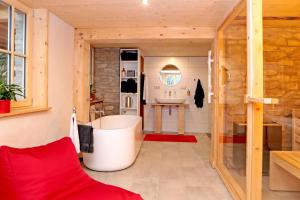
left=160, top=64, right=182, bottom=86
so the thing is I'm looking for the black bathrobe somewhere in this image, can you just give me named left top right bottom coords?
left=194, top=79, right=205, bottom=108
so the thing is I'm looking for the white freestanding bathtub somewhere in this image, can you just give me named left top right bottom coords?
left=82, top=115, right=143, bottom=171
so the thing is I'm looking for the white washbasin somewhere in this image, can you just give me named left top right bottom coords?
left=155, top=98, right=185, bottom=104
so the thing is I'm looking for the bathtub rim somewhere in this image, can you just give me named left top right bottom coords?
left=88, top=115, right=142, bottom=131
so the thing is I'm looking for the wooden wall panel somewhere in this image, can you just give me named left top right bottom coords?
left=32, top=9, right=48, bottom=107
left=73, top=39, right=90, bottom=122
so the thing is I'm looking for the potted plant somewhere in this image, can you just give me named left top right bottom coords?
left=0, top=81, right=23, bottom=113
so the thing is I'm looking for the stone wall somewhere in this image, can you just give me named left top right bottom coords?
left=94, top=48, right=120, bottom=115
left=263, top=27, right=300, bottom=149
left=222, top=22, right=300, bottom=151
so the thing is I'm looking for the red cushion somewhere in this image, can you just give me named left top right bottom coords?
left=0, top=137, right=143, bottom=200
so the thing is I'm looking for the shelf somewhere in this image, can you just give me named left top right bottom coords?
left=120, top=60, right=138, bottom=63
left=121, top=76, right=138, bottom=79
left=119, top=48, right=141, bottom=116
left=120, top=107, right=137, bottom=110
left=121, top=92, right=137, bottom=95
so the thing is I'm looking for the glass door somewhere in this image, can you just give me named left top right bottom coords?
left=213, top=0, right=264, bottom=199
left=216, top=4, right=248, bottom=199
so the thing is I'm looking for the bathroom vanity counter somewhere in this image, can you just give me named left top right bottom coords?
left=152, top=103, right=189, bottom=135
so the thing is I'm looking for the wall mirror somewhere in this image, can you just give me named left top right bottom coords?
left=160, top=64, right=181, bottom=86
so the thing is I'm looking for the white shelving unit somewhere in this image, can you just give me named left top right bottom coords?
left=119, top=49, right=142, bottom=116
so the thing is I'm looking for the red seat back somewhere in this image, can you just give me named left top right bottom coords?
left=0, top=137, right=89, bottom=200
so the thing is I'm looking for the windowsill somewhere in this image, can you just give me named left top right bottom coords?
left=0, top=107, right=51, bottom=118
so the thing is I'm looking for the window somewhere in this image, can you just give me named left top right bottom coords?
left=0, top=1, right=30, bottom=106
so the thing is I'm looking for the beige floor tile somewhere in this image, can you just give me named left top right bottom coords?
left=158, top=180, right=187, bottom=200
left=83, top=133, right=232, bottom=200
left=131, top=178, right=159, bottom=200
left=186, top=186, right=232, bottom=200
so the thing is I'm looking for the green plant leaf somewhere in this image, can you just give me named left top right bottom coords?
left=0, top=82, right=24, bottom=101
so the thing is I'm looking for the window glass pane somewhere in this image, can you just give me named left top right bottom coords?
left=0, top=2, right=10, bottom=50
left=0, top=52, right=9, bottom=84
left=14, top=10, right=26, bottom=54
left=14, top=56, right=25, bottom=99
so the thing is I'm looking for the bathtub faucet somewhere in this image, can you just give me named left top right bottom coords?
left=90, top=109, right=105, bottom=116
left=89, top=108, right=105, bottom=123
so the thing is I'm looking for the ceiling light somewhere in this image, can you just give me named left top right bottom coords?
left=142, top=0, right=148, bottom=5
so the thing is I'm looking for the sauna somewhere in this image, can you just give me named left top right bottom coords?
left=213, top=0, right=300, bottom=200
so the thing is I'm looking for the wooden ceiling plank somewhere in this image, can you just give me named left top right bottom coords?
left=18, top=0, right=240, bottom=29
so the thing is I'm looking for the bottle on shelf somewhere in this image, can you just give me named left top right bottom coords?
left=121, top=67, right=126, bottom=77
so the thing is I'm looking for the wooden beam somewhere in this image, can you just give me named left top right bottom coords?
left=73, top=39, right=90, bottom=123
left=210, top=38, right=218, bottom=168
left=178, top=105, right=185, bottom=135
left=2, top=0, right=31, bottom=13
left=246, top=0, right=263, bottom=200
left=75, top=27, right=216, bottom=42
left=32, top=9, right=48, bottom=108
left=217, top=0, right=246, bottom=32
left=154, top=105, right=162, bottom=134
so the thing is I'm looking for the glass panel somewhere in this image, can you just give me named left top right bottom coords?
left=14, top=10, right=26, bottom=54
left=0, top=2, right=10, bottom=50
left=218, top=8, right=248, bottom=195
left=262, top=0, right=300, bottom=199
left=0, top=52, right=9, bottom=84
left=14, top=56, right=25, bottom=99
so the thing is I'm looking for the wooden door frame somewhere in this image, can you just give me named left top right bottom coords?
left=212, top=0, right=263, bottom=200
left=245, top=0, right=263, bottom=199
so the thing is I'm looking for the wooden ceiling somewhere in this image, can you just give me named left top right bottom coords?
left=92, top=39, right=212, bottom=57
left=19, top=0, right=240, bottom=29
left=17, top=0, right=300, bottom=56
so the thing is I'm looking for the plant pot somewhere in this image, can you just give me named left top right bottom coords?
left=0, top=100, right=11, bottom=113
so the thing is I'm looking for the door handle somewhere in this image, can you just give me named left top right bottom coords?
left=208, top=50, right=214, bottom=104
left=244, top=95, right=279, bottom=104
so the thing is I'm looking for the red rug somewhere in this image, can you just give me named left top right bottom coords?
left=144, top=134, right=197, bottom=143
left=221, top=135, right=246, bottom=144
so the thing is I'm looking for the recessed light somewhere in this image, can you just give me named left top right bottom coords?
left=142, top=0, right=148, bottom=5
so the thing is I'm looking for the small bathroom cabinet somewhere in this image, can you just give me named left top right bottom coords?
left=119, top=49, right=143, bottom=116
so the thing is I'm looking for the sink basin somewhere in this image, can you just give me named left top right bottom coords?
left=155, top=98, right=185, bottom=104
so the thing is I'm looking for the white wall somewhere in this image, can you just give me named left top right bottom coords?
left=144, top=57, right=211, bottom=133
left=0, top=13, right=74, bottom=147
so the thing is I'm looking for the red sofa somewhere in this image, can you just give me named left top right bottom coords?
left=0, top=137, right=143, bottom=200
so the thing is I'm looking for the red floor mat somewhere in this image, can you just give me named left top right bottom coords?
left=144, top=134, right=197, bottom=143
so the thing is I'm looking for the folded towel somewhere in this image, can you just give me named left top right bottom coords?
left=194, top=79, right=205, bottom=108
left=78, top=125, right=94, bottom=153
left=127, top=78, right=137, bottom=93
left=69, top=113, right=80, bottom=153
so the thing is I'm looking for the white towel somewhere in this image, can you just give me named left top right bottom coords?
left=143, top=75, right=149, bottom=104
left=69, top=113, right=80, bottom=153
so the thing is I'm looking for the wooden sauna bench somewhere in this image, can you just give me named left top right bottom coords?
left=270, top=151, right=300, bottom=191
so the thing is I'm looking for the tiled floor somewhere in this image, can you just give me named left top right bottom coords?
left=83, top=133, right=233, bottom=200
